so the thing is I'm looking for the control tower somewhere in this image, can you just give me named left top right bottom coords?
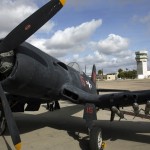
left=135, top=51, right=148, bottom=79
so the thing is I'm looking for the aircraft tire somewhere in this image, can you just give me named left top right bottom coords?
left=0, top=112, right=7, bottom=135
left=90, top=127, right=103, bottom=150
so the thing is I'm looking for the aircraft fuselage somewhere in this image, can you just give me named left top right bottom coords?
left=1, top=42, right=96, bottom=101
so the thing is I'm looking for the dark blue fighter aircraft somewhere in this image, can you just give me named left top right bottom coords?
left=0, top=0, right=150, bottom=150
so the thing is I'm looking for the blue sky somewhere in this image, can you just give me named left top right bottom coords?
left=0, top=0, right=150, bottom=74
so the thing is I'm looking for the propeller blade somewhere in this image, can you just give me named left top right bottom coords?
left=0, top=0, right=66, bottom=53
left=0, top=84, right=21, bottom=150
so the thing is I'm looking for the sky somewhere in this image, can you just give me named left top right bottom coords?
left=0, top=0, right=150, bottom=75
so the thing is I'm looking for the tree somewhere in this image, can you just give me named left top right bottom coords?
left=118, top=68, right=123, bottom=73
left=118, top=71, right=125, bottom=79
left=131, top=70, right=137, bottom=79
left=117, top=69, right=137, bottom=79
left=98, top=69, right=103, bottom=75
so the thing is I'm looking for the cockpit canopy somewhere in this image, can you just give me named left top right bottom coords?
left=68, top=62, right=83, bottom=74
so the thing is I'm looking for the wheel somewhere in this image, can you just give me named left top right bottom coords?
left=0, top=111, right=7, bottom=135
left=89, top=127, right=104, bottom=150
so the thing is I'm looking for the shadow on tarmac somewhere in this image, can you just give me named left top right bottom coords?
left=2, top=136, right=12, bottom=150
left=3, top=104, right=150, bottom=150
left=67, top=131, right=90, bottom=150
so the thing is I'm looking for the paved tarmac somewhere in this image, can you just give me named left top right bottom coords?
left=0, top=79, right=150, bottom=150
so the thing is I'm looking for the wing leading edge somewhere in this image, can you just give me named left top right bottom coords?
left=61, top=83, right=150, bottom=109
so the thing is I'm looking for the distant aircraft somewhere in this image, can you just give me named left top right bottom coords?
left=0, top=0, right=149, bottom=150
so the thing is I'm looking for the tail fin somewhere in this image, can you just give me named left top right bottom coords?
left=91, top=64, right=96, bottom=85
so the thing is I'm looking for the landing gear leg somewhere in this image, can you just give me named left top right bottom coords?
left=83, top=103, right=105, bottom=150
left=0, top=110, right=7, bottom=135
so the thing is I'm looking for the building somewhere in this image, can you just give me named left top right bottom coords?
left=106, top=74, right=116, bottom=80
left=135, top=50, right=150, bottom=79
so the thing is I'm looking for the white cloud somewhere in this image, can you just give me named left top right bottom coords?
left=139, top=13, right=150, bottom=24
left=44, top=19, right=102, bottom=49
left=36, top=19, right=102, bottom=57
left=0, top=0, right=37, bottom=37
left=134, top=13, right=150, bottom=24
left=87, top=34, right=135, bottom=73
left=29, top=37, right=86, bottom=58
left=133, top=12, right=150, bottom=31
left=94, top=34, right=129, bottom=55
left=94, top=34, right=135, bottom=73
left=28, top=37, right=46, bottom=51
left=38, top=21, right=55, bottom=34
left=65, top=34, right=135, bottom=74
left=0, top=0, right=55, bottom=38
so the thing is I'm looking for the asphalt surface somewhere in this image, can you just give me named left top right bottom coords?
left=0, top=79, right=150, bottom=150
